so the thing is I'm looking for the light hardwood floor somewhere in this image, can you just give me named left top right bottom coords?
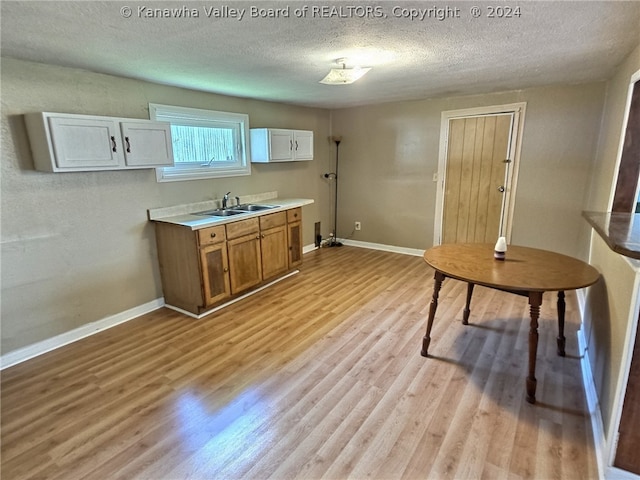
left=1, top=246, right=598, bottom=479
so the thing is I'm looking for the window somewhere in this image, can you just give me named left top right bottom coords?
left=149, top=103, right=251, bottom=181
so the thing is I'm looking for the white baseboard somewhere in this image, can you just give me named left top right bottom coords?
left=340, top=239, right=425, bottom=257
left=577, top=326, right=607, bottom=480
left=303, top=243, right=318, bottom=254
left=0, top=298, right=164, bottom=370
left=606, top=467, right=640, bottom=480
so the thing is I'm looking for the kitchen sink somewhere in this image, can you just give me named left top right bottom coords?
left=193, top=208, right=246, bottom=217
left=232, top=204, right=279, bottom=212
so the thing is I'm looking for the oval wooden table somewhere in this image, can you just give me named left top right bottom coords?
left=421, top=243, right=600, bottom=404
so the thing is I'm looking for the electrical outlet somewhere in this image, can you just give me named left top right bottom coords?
left=355, top=221, right=361, bottom=231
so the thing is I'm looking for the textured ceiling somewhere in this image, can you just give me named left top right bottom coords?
left=2, top=1, right=640, bottom=108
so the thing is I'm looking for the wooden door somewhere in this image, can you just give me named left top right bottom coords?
left=442, top=114, right=513, bottom=244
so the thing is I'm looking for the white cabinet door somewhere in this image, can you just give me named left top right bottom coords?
left=268, top=129, right=295, bottom=161
left=120, top=121, right=174, bottom=167
left=293, top=130, right=313, bottom=160
left=47, top=116, right=123, bottom=169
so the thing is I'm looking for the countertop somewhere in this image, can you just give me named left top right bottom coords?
left=148, top=194, right=314, bottom=230
left=583, top=211, right=640, bottom=260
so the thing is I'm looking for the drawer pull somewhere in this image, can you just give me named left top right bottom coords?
left=210, top=232, right=216, bottom=238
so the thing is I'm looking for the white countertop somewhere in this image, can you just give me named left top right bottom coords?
left=148, top=195, right=314, bottom=230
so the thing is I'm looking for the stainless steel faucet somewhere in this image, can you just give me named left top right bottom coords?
left=222, top=191, right=231, bottom=209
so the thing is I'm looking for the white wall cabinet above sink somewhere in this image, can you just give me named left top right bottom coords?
left=250, top=128, right=313, bottom=163
left=24, top=112, right=174, bottom=172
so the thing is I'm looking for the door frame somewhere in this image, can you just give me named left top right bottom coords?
left=434, top=102, right=527, bottom=246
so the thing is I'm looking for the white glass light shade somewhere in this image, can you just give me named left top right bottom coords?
left=319, top=66, right=371, bottom=85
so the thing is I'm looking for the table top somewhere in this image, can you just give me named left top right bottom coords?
left=424, top=243, right=600, bottom=292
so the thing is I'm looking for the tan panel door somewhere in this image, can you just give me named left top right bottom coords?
left=442, top=114, right=513, bottom=244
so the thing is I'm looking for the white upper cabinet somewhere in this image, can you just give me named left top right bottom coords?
left=250, top=128, right=313, bottom=163
left=24, top=112, right=174, bottom=172
left=120, top=121, right=173, bottom=167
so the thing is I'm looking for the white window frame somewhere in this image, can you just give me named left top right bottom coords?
left=149, top=103, right=251, bottom=182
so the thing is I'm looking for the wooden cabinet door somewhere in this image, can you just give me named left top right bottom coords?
left=227, top=233, right=262, bottom=294
left=261, top=225, right=288, bottom=280
left=120, top=121, right=174, bottom=167
left=200, top=243, right=230, bottom=306
left=47, top=116, right=123, bottom=169
left=287, top=221, right=302, bottom=268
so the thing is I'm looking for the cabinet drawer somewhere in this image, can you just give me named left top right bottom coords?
left=287, top=208, right=302, bottom=223
left=260, top=211, right=286, bottom=230
left=198, top=225, right=226, bottom=246
left=226, top=218, right=259, bottom=240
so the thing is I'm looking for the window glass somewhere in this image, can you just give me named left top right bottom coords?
left=149, top=103, right=251, bottom=181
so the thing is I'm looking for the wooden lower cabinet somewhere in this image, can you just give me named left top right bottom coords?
left=154, top=207, right=303, bottom=315
left=200, top=243, right=230, bottom=305
left=227, top=232, right=263, bottom=294
left=287, top=208, right=303, bottom=268
left=260, top=212, right=289, bottom=280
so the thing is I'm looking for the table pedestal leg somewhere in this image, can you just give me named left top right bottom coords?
left=526, top=291, right=543, bottom=404
left=463, top=283, right=474, bottom=325
left=557, top=291, right=566, bottom=357
left=421, top=271, right=445, bottom=357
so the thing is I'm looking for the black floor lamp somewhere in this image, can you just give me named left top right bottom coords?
left=324, top=136, right=342, bottom=247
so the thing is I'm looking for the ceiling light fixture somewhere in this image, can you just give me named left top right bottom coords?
left=319, top=58, right=371, bottom=85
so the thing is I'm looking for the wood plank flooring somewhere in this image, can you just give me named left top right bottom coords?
left=1, top=246, right=598, bottom=479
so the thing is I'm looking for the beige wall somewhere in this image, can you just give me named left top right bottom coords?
left=1, top=57, right=332, bottom=353
left=584, top=234, right=639, bottom=444
left=582, top=43, right=640, bottom=446
left=331, top=83, right=606, bottom=257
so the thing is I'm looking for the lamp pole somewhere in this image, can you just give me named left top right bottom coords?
left=329, top=136, right=342, bottom=247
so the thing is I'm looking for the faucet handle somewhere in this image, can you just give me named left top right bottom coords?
left=235, top=196, right=241, bottom=206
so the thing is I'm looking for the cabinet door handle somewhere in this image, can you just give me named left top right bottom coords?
left=290, top=140, right=293, bottom=151
left=125, top=137, right=131, bottom=153
left=223, top=267, right=229, bottom=273
left=295, top=141, right=299, bottom=151
left=256, top=235, right=261, bottom=240
left=110, top=136, right=117, bottom=153
left=261, top=234, right=265, bottom=239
